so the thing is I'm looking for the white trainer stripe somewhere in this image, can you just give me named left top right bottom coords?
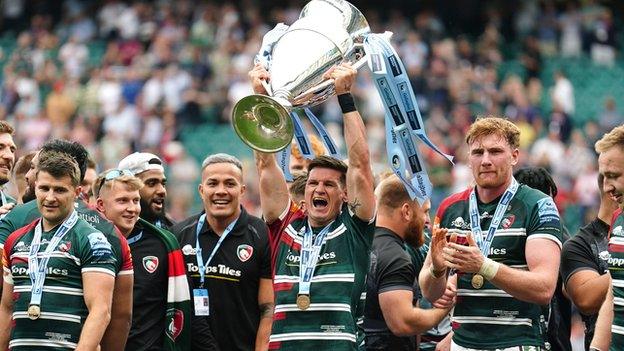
left=13, top=311, right=81, bottom=323
left=613, top=296, right=624, bottom=306
left=274, top=273, right=355, bottom=284
left=457, top=289, right=513, bottom=298
left=612, top=279, right=624, bottom=288
left=270, top=332, right=356, bottom=342
left=10, top=338, right=78, bottom=348
left=275, top=303, right=351, bottom=313
left=452, top=316, right=533, bottom=327
left=14, top=285, right=83, bottom=296
left=527, top=234, right=562, bottom=248
left=612, top=324, right=624, bottom=335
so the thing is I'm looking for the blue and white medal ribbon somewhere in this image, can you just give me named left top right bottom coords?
left=195, top=213, right=239, bottom=288
left=364, top=33, right=452, bottom=204
left=468, top=178, right=519, bottom=256
left=28, top=210, right=79, bottom=318
left=297, top=220, right=334, bottom=310
left=303, top=108, right=341, bottom=159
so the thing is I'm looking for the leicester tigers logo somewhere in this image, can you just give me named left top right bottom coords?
left=237, top=244, right=253, bottom=262
left=143, top=256, right=159, bottom=273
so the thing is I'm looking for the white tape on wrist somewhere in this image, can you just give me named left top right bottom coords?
left=478, top=258, right=500, bottom=280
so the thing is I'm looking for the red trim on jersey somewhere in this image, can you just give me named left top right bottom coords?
left=267, top=201, right=305, bottom=276
left=118, top=234, right=133, bottom=271
left=273, top=282, right=294, bottom=292
left=269, top=341, right=282, bottom=350
left=435, top=188, right=472, bottom=221
left=3, top=219, right=40, bottom=269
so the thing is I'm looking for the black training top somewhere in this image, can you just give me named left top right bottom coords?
left=125, top=219, right=170, bottom=351
left=363, top=227, right=418, bottom=351
left=173, top=207, right=272, bottom=351
left=561, top=218, right=610, bottom=351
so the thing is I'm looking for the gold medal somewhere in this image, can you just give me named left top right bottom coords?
left=27, top=305, right=41, bottom=320
left=296, top=294, right=310, bottom=310
left=471, top=274, right=484, bottom=289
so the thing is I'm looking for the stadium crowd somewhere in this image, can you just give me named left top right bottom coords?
left=0, top=1, right=621, bottom=351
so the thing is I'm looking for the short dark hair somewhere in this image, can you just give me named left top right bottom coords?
left=289, top=171, right=308, bottom=199
left=37, top=151, right=80, bottom=186
left=86, top=157, right=96, bottom=170
left=514, top=167, right=558, bottom=198
left=14, top=151, right=36, bottom=177
left=307, top=156, right=347, bottom=186
left=0, top=121, right=15, bottom=135
left=41, top=139, right=89, bottom=182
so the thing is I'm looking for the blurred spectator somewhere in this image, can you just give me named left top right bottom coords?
left=597, top=96, right=621, bottom=133
left=559, top=3, right=582, bottom=58
left=58, top=34, right=88, bottom=78
left=551, top=70, right=575, bottom=116
left=46, top=81, right=76, bottom=131
left=589, top=9, right=616, bottom=67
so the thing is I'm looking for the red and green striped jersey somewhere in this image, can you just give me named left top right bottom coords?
left=435, top=185, right=563, bottom=349
left=267, top=201, right=374, bottom=350
left=2, top=217, right=117, bottom=350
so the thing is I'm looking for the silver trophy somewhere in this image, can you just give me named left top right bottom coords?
left=232, top=0, right=370, bottom=153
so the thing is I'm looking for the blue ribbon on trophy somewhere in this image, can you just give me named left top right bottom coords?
left=255, top=23, right=341, bottom=178
left=364, top=32, right=454, bottom=203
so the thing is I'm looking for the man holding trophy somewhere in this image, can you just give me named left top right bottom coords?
left=252, top=59, right=376, bottom=350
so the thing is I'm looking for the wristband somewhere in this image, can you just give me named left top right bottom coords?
left=338, top=93, right=356, bottom=114
left=429, top=265, right=446, bottom=279
left=478, top=258, right=500, bottom=280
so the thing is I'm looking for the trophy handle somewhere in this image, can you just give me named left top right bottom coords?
left=291, top=50, right=368, bottom=107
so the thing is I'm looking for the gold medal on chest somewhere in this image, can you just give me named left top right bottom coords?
left=296, top=294, right=311, bottom=310
left=27, top=304, right=41, bottom=320
left=471, top=274, right=484, bottom=289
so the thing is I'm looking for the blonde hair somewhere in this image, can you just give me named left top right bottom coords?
left=466, top=116, right=520, bottom=149
left=595, top=125, right=624, bottom=153
left=95, top=169, right=144, bottom=198
left=291, top=135, right=326, bottom=161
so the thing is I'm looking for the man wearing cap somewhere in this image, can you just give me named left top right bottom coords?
left=0, top=140, right=134, bottom=351
left=95, top=169, right=202, bottom=350
left=118, top=152, right=174, bottom=230
left=173, top=153, right=273, bottom=351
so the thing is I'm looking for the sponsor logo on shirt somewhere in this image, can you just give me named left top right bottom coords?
left=12, top=265, right=68, bottom=276
left=286, top=251, right=336, bottom=265
left=451, top=217, right=470, bottom=230
left=613, top=226, right=623, bottom=237
left=87, top=232, right=113, bottom=257
left=186, top=263, right=242, bottom=278
left=536, top=198, right=559, bottom=224
left=236, top=244, right=253, bottom=262
left=166, top=308, right=184, bottom=341
left=182, top=244, right=197, bottom=256
left=143, top=256, right=159, bottom=273
left=13, top=241, right=28, bottom=252
left=608, top=256, right=624, bottom=267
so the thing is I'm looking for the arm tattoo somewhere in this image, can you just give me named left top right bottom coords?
left=348, top=198, right=362, bottom=214
left=259, top=303, right=274, bottom=318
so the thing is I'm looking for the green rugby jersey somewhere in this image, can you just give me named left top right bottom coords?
left=608, top=208, right=624, bottom=350
left=435, top=185, right=562, bottom=349
left=267, top=201, right=374, bottom=350
left=2, top=216, right=117, bottom=350
left=0, top=200, right=132, bottom=276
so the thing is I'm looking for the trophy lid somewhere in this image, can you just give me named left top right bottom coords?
left=300, top=0, right=370, bottom=42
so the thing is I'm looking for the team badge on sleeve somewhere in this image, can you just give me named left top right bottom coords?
left=237, top=244, right=254, bottom=262
left=143, top=256, right=159, bottom=273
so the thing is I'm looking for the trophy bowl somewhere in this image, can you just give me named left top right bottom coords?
left=232, top=0, right=370, bottom=153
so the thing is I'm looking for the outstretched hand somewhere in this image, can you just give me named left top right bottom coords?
left=430, top=225, right=448, bottom=273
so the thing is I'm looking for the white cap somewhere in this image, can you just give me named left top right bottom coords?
left=118, top=152, right=164, bottom=175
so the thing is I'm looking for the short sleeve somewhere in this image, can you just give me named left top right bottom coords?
left=375, top=245, right=415, bottom=293
left=560, top=236, right=602, bottom=285
left=80, top=231, right=117, bottom=277
left=527, top=196, right=563, bottom=247
left=0, top=210, right=19, bottom=248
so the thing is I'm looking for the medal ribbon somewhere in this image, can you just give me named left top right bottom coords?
left=303, top=108, right=341, bottom=159
left=0, top=190, right=7, bottom=220
left=195, top=213, right=239, bottom=288
left=298, top=220, right=334, bottom=297
left=29, top=210, right=79, bottom=307
left=468, top=177, right=519, bottom=256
